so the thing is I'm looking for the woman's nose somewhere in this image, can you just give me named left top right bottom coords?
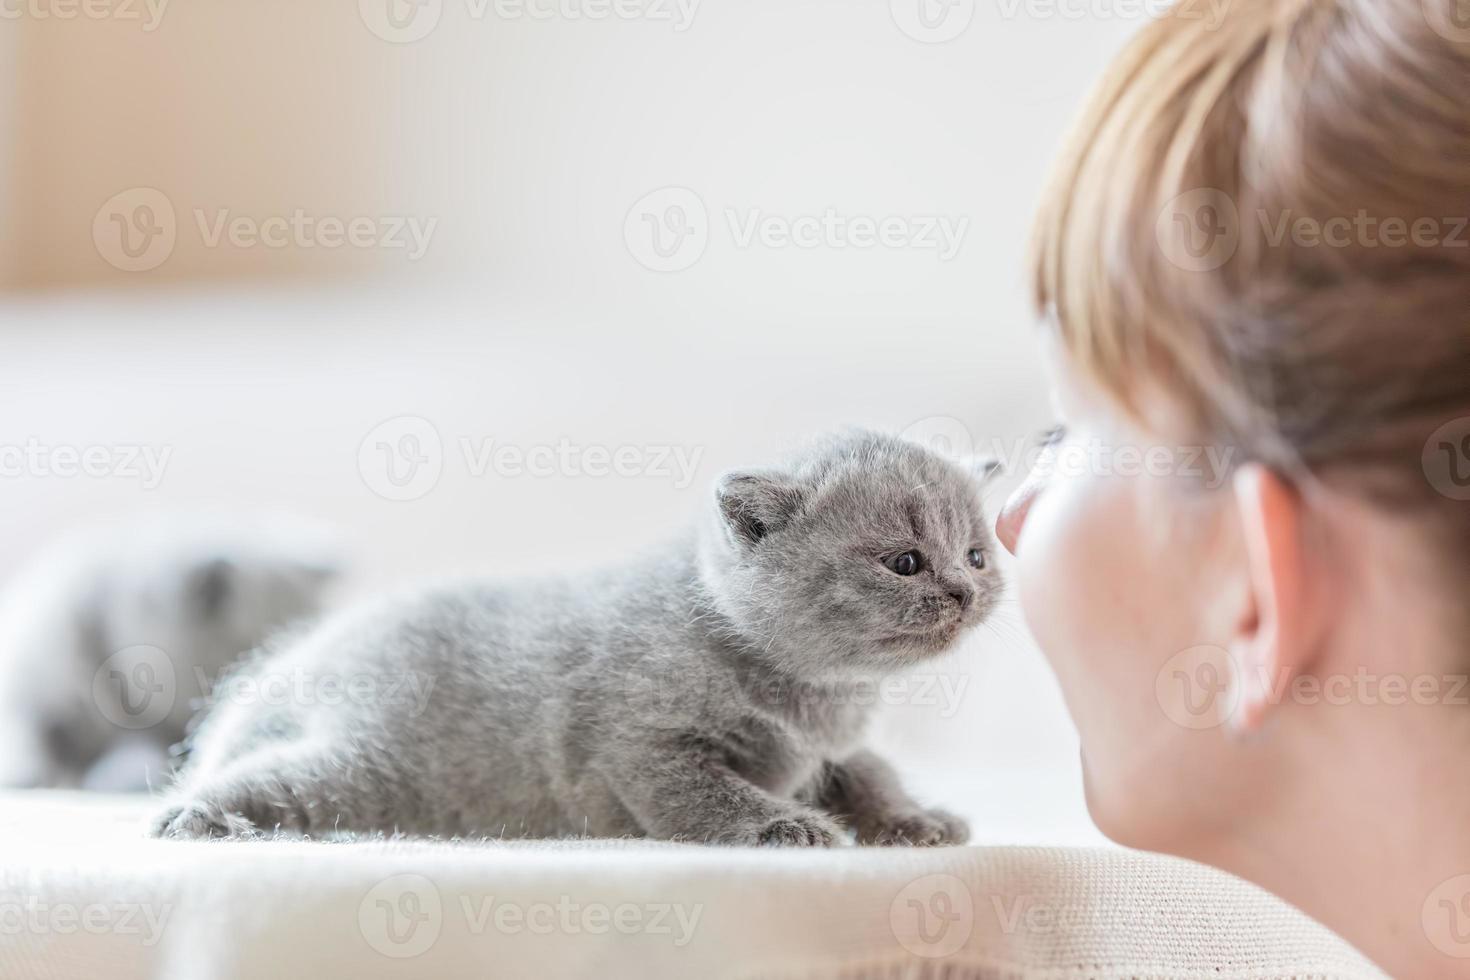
left=996, top=470, right=1044, bottom=556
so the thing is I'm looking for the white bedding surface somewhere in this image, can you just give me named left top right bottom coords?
left=0, top=791, right=1382, bottom=980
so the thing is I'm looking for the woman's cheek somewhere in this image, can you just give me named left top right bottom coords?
left=1017, top=469, right=1143, bottom=729
left=1018, top=470, right=1190, bottom=788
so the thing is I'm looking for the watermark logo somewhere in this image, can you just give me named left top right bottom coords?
left=0, top=439, right=173, bottom=489
left=93, top=188, right=177, bottom=273
left=494, top=0, right=700, bottom=28
left=622, top=657, right=715, bottom=729
left=624, top=187, right=709, bottom=272
left=359, top=874, right=443, bottom=958
left=193, top=210, right=436, bottom=259
left=1156, top=646, right=1469, bottom=729
left=359, top=416, right=445, bottom=502
left=461, top=895, right=702, bottom=943
left=624, top=188, right=970, bottom=272
left=0, top=0, right=170, bottom=30
left=889, top=0, right=974, bottom=43
left=1156, top=644, right=1239, bottom=731
left=360, top=0, right=699, bottom=43
left=901, top=415, right=979, bottom=461
left=750, top=673, right=972, bottom=719
left=899, top=416, right=1236, bottom=489
left=1423, top=417, right=1470, bottom=501
left=93, top=189, right=436, bottom=272
left=359, top=0, right=443, bottom=42
left=890, top=873, right=974, bottom=958
left=1257, top=210, right=1468, bottom=250
left=989, top=0, right=1227, bottom=27
left=92, top=645, right=176, bottom=730
left=357, top=419, right=706, bottom=501
left=1424, top=0, right=1470, bottom=43
left=1158, top=190, right=1469, bottom=271
left=197, top=666, right=438, bottom=717
left=0, top=897, right=172, bottom=945
left=1155, top=188, right=1240, bottom=272
left=1424, top=874, right=1470, bottom=958
left=725, top=209, right=968, bottom=261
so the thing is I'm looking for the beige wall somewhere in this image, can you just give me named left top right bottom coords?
left=0, top=27, right=15, bottom=288
left=8, top=2, right=434, bottom=289
left=5, top=1, right=1138, bottom=318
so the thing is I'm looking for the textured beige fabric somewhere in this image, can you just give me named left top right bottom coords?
left=0, top=792, right=1383, bottom=980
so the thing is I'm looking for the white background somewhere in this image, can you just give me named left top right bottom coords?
left=0, top=1, right=1150, bottom=843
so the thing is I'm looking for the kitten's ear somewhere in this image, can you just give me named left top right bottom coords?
left=715, top=471, right=806, bottom=545
left=187, top=557, right=234, bottom=620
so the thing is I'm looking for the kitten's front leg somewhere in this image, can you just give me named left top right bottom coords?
left=812, top=748, right=969, bottom=846
left=611, top=734, right=843, bottom=847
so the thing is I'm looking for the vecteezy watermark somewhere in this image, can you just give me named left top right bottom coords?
left=1155, top=188, right=1241, bottom=273
left=360, top=874, right=444, bottom=959
left=985, top=894, right=1197, bottom=936
left=750, top=673, right=973, bottom=719
left=1424, top=874, right=1470, bottom=958
left=92, top=188, right=178, bottom=273
left=92, top=645, right=177, bottom=731
left=890, top=0, right=1226, bottom=42
left=1157, top=188, right=1470, bottom=272
left=93, top=188, right=437, bottom=273
left=357, top=0, right=699, bottom=43
left=889, top=874, right=975, bottom=959
left=624, top=186, right=970, bottom=272
left=1155, top=644, right=1470, bottom=731
left=993, top=0, right=1228, bottom=26
left=0, top=896, right=172, bottom=946
left=623, top=187, right=708, bottom=273
left=1423, top=0, right=1470, bottom=43
left=196, top=666, right=438, bottom=717
left=357, top=873, right=702, bottom=958
left=889, top=0, right=975, bottom=43
left=358, top=416, right=706, bottom=502
left=0, top=439, right=172, bottom=489
left=1155, top=645, right=1241, bottom=731
left=623, top=663, right=973, bottom=730
left=358, top=416, right=444, bottom=503
left=1423, top=417, right=1470, bottom=501
left=459, top=895, right=702, bottom=946
left=0, top=0, right=168, bottom=30
left=900, top=415, right=1237, bottom=489
left=1255, top=210, right=1470, bottom=250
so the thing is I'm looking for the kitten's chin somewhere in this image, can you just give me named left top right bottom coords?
left=882, top=620, right=968, bottom=658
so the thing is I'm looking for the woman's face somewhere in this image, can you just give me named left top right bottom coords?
left=997, top=350, right=1259, bottom=852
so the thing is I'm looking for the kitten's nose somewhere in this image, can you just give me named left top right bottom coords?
left=946, top=583, right=974, bottom=611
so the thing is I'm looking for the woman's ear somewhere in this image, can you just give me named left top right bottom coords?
left=1227, top=465, right=1328, bottom=734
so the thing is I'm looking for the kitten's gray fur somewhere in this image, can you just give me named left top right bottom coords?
left=152, top=431, right=1001, bottom=846
left=0, top=515, right=340, bottom=792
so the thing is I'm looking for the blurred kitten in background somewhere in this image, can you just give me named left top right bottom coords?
left=0, top=515, right=341, bottom=792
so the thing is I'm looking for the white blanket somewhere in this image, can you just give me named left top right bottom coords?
left=0, top=792, right=1382, bottom=980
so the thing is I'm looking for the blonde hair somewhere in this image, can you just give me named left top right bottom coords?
left=1031, top=0, right=1470, bottom=507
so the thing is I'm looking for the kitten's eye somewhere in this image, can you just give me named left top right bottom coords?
left=966, top=548, right=985, bottom=569
left=1039, top=425, right=1067, bottom=449
left=885, top=551, right=923, bottom=576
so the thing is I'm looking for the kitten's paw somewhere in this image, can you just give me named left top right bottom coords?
left=149, top=799, right=259, bottom=840
left=744, top=813, right=841, bottom=848
left=866, top=807, right=969, bottom=847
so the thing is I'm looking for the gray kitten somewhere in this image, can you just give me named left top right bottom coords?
left=152, top=431, right=1001, bottom=846
left=0, top=516, right=339, bottom=791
